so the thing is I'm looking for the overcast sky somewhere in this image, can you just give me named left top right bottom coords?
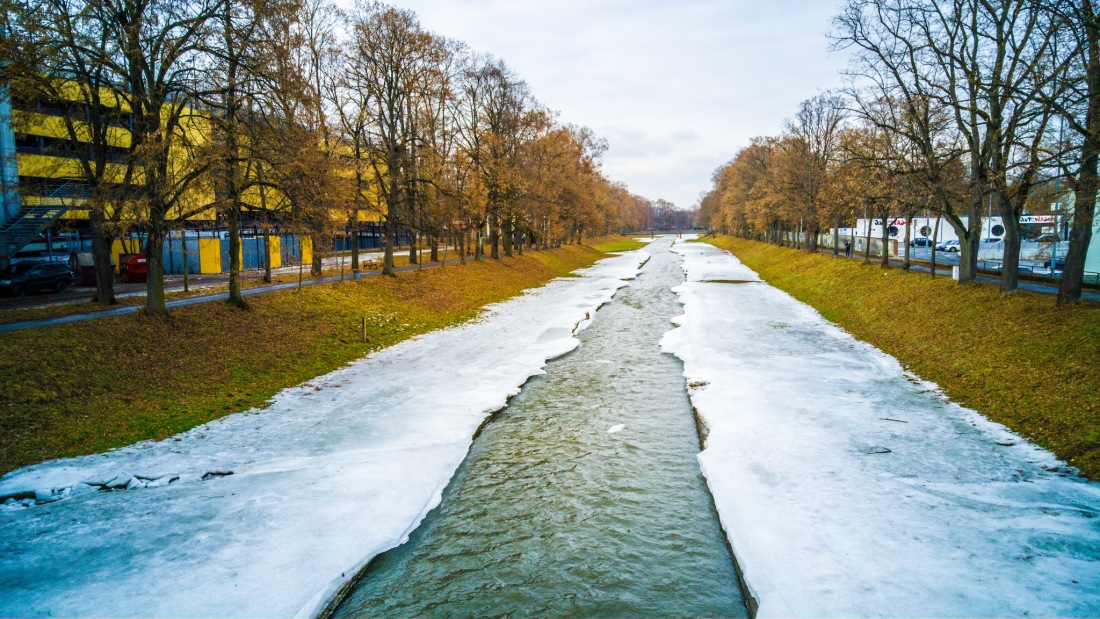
left=381, top=0, right=851, bottom=209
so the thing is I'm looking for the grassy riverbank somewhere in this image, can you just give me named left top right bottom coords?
left=702, top=235, right=1100, bottom=480
left=0, top=238, right=626, bottom=475
left=591, top=236, right=652, bottom=253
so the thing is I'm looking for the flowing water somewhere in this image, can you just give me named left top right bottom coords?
left=332, top=237, right=747, bottom=618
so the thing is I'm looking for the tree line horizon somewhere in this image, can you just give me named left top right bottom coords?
left=0, top=0, right=687, bottom=316
left=698, top=0, right=1098, bottom=304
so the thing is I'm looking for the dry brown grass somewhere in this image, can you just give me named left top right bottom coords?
left=0, top=244, right=606, bottom=475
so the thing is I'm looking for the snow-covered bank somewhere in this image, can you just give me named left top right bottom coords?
left=0, top=251, right=647, bottom=618
left=661, top=239, right=1100, bottom=617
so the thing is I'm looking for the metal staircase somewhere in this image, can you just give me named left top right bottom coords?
left=0, top=183, right=89, bottom=260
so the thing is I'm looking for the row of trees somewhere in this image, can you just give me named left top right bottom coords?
left=1, top=0, right=659, bottom=314
left=699, top=0, right=1098, bottom=303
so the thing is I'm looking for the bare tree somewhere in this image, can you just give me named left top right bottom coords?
left=198, top=0, right=295, bottom=307
left=85, top=0, right=220, bottom=315
left=778, top=94, right=847, bottom=251
left=345, top=2, right=442, bottom=275
left=1047, top=0, right=1100, bottom=303
left=1, top=0, right=146, bottom=305
left=836, top=0, right=1070, bottom=291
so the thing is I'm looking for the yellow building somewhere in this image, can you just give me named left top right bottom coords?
left=1, top=80, right=390, bottom=274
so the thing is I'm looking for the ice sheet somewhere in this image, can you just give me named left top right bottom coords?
left=661, top=239, right=1100, bottom=617
left=0, top=250, right=647, bottom=618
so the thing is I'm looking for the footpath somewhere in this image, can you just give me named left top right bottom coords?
left=809, top=242, right=1100, bottom=301
left=662, top=239, right=1100, bottom=616
left=0, top=255, right=458, bottom=333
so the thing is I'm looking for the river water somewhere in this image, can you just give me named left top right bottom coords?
left=332, top=237, right=747, bottom=618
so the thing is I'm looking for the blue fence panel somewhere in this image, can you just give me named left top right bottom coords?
left=361, top=232, right=380, bottom=250
left=163, top=233, right=201, bottom=274
left=280, top=234, right=300, bottom=265
left=242, top=236, right=265, bottom=270
left=216, top=233, right=313, bottom=272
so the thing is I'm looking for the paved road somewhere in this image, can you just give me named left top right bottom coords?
left=0, top=249, right=416, bottom=312
left=818, top=245, right=1100, bottom=302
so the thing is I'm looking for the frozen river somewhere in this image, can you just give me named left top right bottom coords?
left=1, top=236, right=1098, bottom=618
left=663, top=239, right=1100, bottom=616
left=331, top=236, right=747, bottom=618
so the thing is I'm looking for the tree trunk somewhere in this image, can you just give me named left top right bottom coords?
left=490, top=212, right=500, bottom=259
left=931, top=214, right=941, bottom=279
left=833, top=218, right=840, bottom=257
left=262, top=226, right=272, bottom=284
left=260, top=177, right=272, bottom=283
left=998, top=194, right=1021, bottom=294
left=956, top=190, right=983, bottom=283
left=958, top=232, right=978, bottom=283
left=180, top=230, right=189, bottom=293
left=311, top=233, right=323, bottom=276
left=880, top=214, right=890, bottom=268
left=903, top=216, right=911, bottom=271
left=864, top=215, right=873, bottom=263
left=227, top=204, right=245, bottom=307
left=408, top=230, right=418, bottom=265
left=1062, top=174, right=1098, bottom=303
left=350, top=216, right=360, bottom=276
left=430, top=235, right=439, bottom=262
left=1061, top=0, right=1100, bottom=303
left=90, top=213, right=117, bottom=306
left=382, top=214, right=396, bottom=276
left=144, top=227, right=167, bottom=315
left=351, top=169, right=363, bottom=276
left=503, top=216, right=513, bottom=257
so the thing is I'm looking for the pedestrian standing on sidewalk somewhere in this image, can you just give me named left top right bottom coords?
left=844, top=241, right=851, bottom=257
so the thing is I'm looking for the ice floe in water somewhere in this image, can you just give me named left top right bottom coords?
left=661, top=239, right=1100, bottom=617
left=0, top=249, right=648, bottom=618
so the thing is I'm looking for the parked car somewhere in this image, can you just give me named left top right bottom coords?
left=1043, top=257, right=1066, bottom=270
left=0, top=262, right=75, bottom=297
left=936, top=240, right=960, bottom=252
left=910, top=237, right=935, bottom=247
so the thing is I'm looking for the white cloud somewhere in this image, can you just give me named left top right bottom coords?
left=343, top=0, right=851, bottom=208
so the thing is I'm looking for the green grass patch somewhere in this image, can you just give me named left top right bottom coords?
left=0, top=245, right=606, bottom=475
left=590, top=237, right=650, bottom=253
left=704, top=235, right=1100, bottom=480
